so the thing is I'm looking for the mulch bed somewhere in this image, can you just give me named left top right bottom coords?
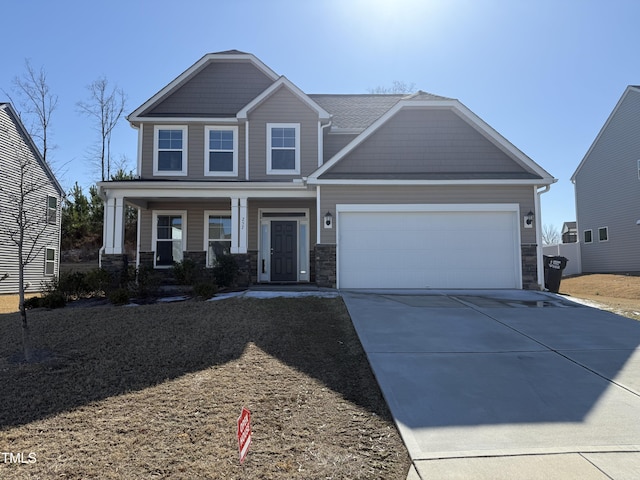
left=0, top=297, right=410, bottom=479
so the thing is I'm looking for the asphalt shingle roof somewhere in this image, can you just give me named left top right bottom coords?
left=309, top=91, right=452, bottom=131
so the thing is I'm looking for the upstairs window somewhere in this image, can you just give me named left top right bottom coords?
left=267, top=123, right=300, bottom=174
left=205, top=127, right=237, bottom=176
left=583, top=229, right=592, bottom=243
left=598, top=226, right=609, bottom=242
left=47, top=196, right=58, bottom=224
left=154, top=126, right=188, bottom=175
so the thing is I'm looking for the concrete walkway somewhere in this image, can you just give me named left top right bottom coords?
left=342, top=289, right=640, bottom=480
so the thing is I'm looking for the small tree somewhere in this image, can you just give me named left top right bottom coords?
left=77, top=77, right=126, bottom=182
left=368, top=80, right=417, bottom=94
left=542, top=224, right=561, bottom=246
left=0, top=121, right=56, bottom=362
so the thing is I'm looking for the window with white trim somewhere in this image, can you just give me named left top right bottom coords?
left=584, top=229, right=593, bottom=243
left=598, top=226, right=608, bottom=242
left=205, top=126, right=237, bottom=176
left=47, top=196, right=57, bottom=224
left=45, top=247, right=56, bottom=275
left=205, top=211, right=232, bottom=267
left=267, top=123, right=300, bottom=174
left=153, top=212, right=186, bottom=267
left=154, top=126, right=188, bottom=175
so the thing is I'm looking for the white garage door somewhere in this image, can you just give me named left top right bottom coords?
left=338, top=206, right=521, bottom=289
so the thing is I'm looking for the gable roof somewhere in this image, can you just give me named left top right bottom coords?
left=128, top=51, right=280, bottom=122
left=308, top=98, right=555, bottom=185
left=237, top=76, right=331, bottom=121
left=0, top=102, right=64, bottom=195
left=571, top=85, right=640, bottom=182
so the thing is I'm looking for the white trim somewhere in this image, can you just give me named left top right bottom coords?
left=336, top=203, right=520, bottom=214
left=128, top=52, right=279, bottom=121
left=257, top=208, right=310, bottom=283
left=583, top=229, right=593, bottom=244
left=137, top=117, right=239, bottom=124
left=136, top=207, right=141, bottom=269
left=99, top=183, right=317, bottom=200
left=309, top=99, right=555, bottom=184
left=230, top=199, right=239, bottom=254
left=266, top=123, right=300, bottom=175
left=572, top=86, right=640, bottom=182
left=335, top=203, right=522, bottom=289
left=245, top=121, right=250, bottom=180
left=136, top=124, right=143, bottom=176
left=598, top=226, right=609, bottom=242
left=44, top=246, right=56, bottom=276
left=316, top=185, right=322, bottom=244
left=239, top=198, right=248, bottom=253
left=308, top=178, right=552, bottom=186
left=204, top=125, right=238, bottom=177
left=204, top=210, right=232, bottom=268
left=153, top=125, right=188, bottom=176
left=152, top=210, right=187, bottom=268
left=237, top=77, right=331, bottom=120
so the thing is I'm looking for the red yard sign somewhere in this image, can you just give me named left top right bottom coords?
left=237, top=407, right=252, bottom=464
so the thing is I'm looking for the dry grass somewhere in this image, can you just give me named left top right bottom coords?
left=0, top=297, right=410, bottom=479
left=561, top=274, right=640, bottom=320
left=0, top=294, right=40, bottom=315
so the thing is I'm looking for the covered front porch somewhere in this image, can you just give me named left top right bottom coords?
left=98, top=181, right=335, bottom=286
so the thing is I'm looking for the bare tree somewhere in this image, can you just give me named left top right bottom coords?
left=77, top=77, right=126, bottom=182
left=542, top=224, right=561, bottom=246
left=3, top=59, right=58, bottom=165
left=368, top=80, right=417, bottom=94
left=0, top=122, right=55, bottom=362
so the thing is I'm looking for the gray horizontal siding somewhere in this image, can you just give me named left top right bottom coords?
left=248, top=87, right=319, bottom=180
left=575, top=88, right=640, bottom=272
left=146, top=61, right=273, bottom=117
left=319, top=185, right=536, bottom=244
left=140, top=200, right=231, bottom=252
left=0, top=106, right=62, bottom=294
left=140, top=123, right=246, bottom=180
left=324, top=109, right=536, bottom=177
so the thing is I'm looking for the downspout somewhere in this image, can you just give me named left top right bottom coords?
left=316, top=120, right=332, bottom=244
left=535, top=184, right=551, bottom=289
left=98, top=184, right=108, bottom=268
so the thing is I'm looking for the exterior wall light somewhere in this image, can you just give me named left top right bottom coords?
left=324, top=211, right=333, bottom=229
left=524, top=210, right=534, bottom=228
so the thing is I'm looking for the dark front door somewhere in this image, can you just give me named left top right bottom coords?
left=271, top=221, right=297, bottom=282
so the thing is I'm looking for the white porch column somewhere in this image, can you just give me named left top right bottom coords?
left=104, top=195, right=125, bottom=254
left=239, top=198, right=248, bottom=254
left=231, top=197, right=240, bottom=254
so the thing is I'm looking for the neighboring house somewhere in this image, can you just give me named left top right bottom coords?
left=572, top=85, right=640, bottom=273
left=0, top=103, right=64, bottom=294
left=98, top=50, right=555, bottom=289
left=561, top=221, right=577, bottom=244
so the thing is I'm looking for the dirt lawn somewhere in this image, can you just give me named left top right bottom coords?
left=560, top=273, right=640, bottom=321
left=0, top=297, right=410, bottom=479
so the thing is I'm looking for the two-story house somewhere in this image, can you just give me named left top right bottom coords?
left=0, top=102, right=64, bottom=294
left=572, top=85, right=640, bottom=273
left=98, top=50, right=555, bottom=289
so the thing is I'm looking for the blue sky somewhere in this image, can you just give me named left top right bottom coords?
left=2, top=0, right=639, bottom=231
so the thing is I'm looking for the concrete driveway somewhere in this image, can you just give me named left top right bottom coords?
left=342, top=290, right=640, bottom=480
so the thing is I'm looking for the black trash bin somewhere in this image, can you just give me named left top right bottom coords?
left=544, top=255, right=568, bottom=293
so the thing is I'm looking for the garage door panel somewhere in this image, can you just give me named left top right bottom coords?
left=338, top=209, right=520, bottom=289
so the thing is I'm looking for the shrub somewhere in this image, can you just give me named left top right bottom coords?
left=85, top=268, right=112, bottom=296
left=108, top=287, right=130, bottom=305
left=172, top=258, right=202, bottom=285
left=56, top=271, right=89, bottom=299
left=132, top=265, right=161, bottom=299
left=23, top=296, right=43, bottom=309
left=193, top=281, right=218, bottom=299
left=213, top=254, right=239, bottom=288
left=40, top=291, right=67, bottom=309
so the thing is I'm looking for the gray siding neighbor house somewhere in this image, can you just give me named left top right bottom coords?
left=98, top=50, right=555, bottom=289
left=572, top=86, right=640, bottom=273
left=0, top=103, right=64, bottom=294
